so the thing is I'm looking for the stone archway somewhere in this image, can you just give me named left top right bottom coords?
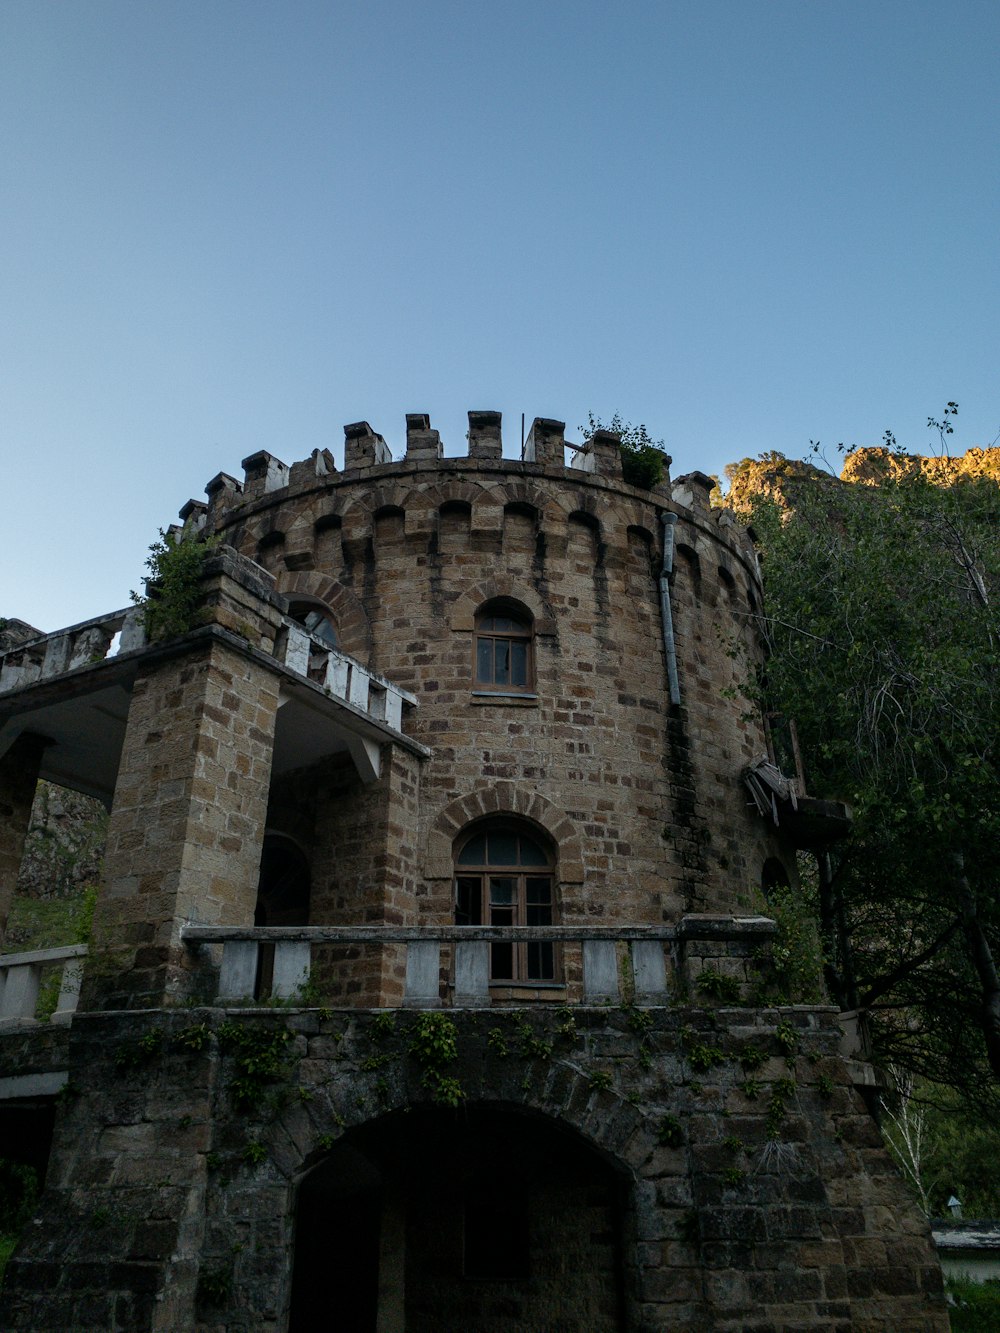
left=287, top=1105, right=629, bottom=1333
left=424, top=786, right=585, bottom=885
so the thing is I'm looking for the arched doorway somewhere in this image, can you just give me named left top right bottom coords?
left=253, top=834, right=310, bottom=998
left=288, top=1107, right=628, bottom=1332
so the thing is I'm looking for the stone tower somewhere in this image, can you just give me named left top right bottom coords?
left=0, top=414, right=946, bottom=1330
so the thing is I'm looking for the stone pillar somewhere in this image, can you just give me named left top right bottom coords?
left=467, top=411, right=502, bottom=460
left=0, top=733, right=46, bottom=947
left=82, top=637, right=281, bottom=1009
left=311, top=746, right=422, bottom=1006
left=522, top=417, right=566, bottom=466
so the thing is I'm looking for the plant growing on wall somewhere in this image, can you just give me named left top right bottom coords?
left=581, top=413, right=668, bottom=489
left=131, top=529, right=216, bottom=643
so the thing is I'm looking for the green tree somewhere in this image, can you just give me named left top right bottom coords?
left=131, top=529, right=216, bottom=643
left=745, top=419, right=1000, bottom=1101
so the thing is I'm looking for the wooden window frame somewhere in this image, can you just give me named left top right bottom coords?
left=473, top=603, right=534, bottom=696
left=454, top=825, right=557, bottom=984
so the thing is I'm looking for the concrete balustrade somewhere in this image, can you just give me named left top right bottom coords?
left=0, top=944, right=88, bottom=1024
left=0, top=608, right=145, bottom=694
left=182, top=917, right=777, bottom=1008
left=275, top=615, right=409, bottom=729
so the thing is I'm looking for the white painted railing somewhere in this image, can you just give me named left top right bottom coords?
left=0, top=944, right=88, bottom=1024
left=276, top=619, right=412, bottom=730
left=0, top=609, right=145, bottom=693
left=0, top=604, right=413, bottom=739
left=182, top=918, right=777, bottom=1008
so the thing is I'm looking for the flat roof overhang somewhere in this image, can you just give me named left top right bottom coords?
left=0, top=627, right=428, bottom=803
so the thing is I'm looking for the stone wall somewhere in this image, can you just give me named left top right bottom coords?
left=0, top=1003, right=948, bottom=1332
left=201, top=424, right=788, bottom=934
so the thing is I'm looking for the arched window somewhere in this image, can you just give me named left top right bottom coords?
left=289, top=600, right=338, bottom=649
left=474, top=601, right=534, bottom=694
left=455, top=824, right=555, bottom=982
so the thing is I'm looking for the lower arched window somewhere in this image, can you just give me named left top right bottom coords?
left=454, top=824, right=555, bottom=982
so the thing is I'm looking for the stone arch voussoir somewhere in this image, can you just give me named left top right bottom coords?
left=280, top=1057, right=647, bottom=1191
left=448, top=579, right=553, bottom=636
left=425, top=786, right=584, bottom=882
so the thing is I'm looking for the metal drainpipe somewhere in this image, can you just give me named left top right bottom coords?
left=659, top=512, right=681, bottom=706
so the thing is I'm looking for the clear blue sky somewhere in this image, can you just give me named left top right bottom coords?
left=3, top=0, right=998, bottom=631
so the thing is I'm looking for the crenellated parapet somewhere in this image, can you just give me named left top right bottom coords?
left=180, top=411, right=759, bottom=611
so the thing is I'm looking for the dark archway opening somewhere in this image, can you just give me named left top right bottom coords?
left=288, top=1106, right=627, bottom=1333
left=253, top=834, right=311, bottom=998
left=761, top=856, right=791, bottom=898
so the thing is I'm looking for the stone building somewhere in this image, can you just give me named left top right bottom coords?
left=0, top=413, right=947, bottom=1329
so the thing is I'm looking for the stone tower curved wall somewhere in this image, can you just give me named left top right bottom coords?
left=192, top=414, right=787, bottom=934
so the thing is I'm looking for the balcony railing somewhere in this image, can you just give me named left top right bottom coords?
left=181, top=917, right=777, bottom=1007
left=0, top=608, right=145, bottom=693
left=275, top=618, right=412, bottom=730
left=0, top=603, right=413, bottom=739
left=0, top=945, right=88, bottom=1025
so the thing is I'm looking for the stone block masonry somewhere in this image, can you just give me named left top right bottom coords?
left=0, top=408, right=944, bottom=1329
left=0, top=1005, right=947, bottom=1331
left=84, top=637, right=280, bottom=1009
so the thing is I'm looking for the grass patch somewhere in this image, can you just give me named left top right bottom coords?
left=3, top=886, right=95, bottom=954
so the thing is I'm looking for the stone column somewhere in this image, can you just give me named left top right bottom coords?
left=0, top=733, right=46, bottom=947
left=82, top=636, right=281, bottom=1008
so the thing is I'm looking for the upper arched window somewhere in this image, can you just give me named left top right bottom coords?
left=455, top=823, right=555, bottom=982
left=289, top=601, right=339, bottom=649
left=474, top=601, right=534, bottom=695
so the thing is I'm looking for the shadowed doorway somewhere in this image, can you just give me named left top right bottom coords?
left=288, top=1106, right=627, bottom=1333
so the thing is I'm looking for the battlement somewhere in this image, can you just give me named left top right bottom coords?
left=179, top=410, right=756, bottom=579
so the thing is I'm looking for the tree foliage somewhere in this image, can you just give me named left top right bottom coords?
left=131, top=529, right=216, bottom=643
left=581, top=413, right=668, bottom=489
left=745, top=416, right=1000, bottom=1102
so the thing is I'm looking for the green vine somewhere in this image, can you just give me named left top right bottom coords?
left=681, top=1026, right=725, bottom=1074
left=196, top=1263, right=233, bottom=1308
left=766, top=1076, right=797, bottom=1137
left=408, top=1013, right=464, bottom=1107
left=218, top=1021, right=293, bottom=1110
left=657, top=1115, right=684, bottom=1149
left=697, top=969, right=742, bottom=1004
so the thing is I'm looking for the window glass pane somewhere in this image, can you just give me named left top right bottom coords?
left=479, top=615, right=499, bottom=631
left=490, top=942, right=514, bottom=979
left=487, top=831, right=518, bottom=865
left=455, top=877, right=482, bottom=926
left=526, top=903, right=552, bottom=928
left=494, top=640, right=510, bottom=686
left=457, top=834, right=487, bottom=866
left=510, top=640, right=528, bottom=686
left=301, top=610, right=338, bottom=647
left=527, top=941, right=554, bottom=981
left=525, top=878, right=552, bottom=902
left=519, top=838, right=548, bottom=867
left=476, top=639, right=493, bottom=684
left=493, top=615, right=522, bottom=633
left=489, top=877, right=515, bottom=906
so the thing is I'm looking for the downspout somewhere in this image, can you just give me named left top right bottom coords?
left=659, top=512, right=681, bottom=706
